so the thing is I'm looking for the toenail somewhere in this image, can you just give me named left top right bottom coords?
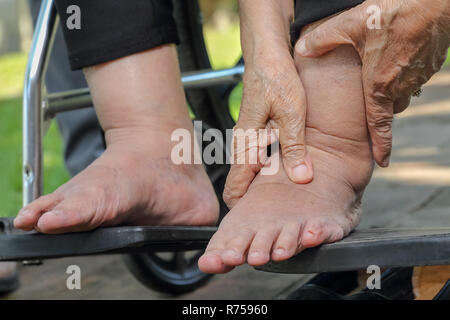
left=14, top=215, right=24, bottom=225
left=249, top=251, right=264, bottom=258
left=19, top=209, right=31, bottom=218
left=224, top=249, right=241, bottom=259
left=274, top=248, right=286, bottom=256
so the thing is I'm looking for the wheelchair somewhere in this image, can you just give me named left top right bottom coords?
left=1, top=0, right=450, bottom=299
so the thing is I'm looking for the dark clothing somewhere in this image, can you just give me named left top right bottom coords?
left=291, top=0, right=366, bottom=45
left=54, top=0, right=365, bottom=70
left=54, top=0, right=179, bottom=70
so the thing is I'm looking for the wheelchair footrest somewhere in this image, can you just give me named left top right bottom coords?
left=257, top=228, right=450, bottom=274
left=2, top=216, right=450, bottom=273
left=0, top=218, right=216, bottom=261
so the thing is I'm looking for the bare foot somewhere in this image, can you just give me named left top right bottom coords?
left=15, top=126, right=219, bottom=233
left=14, top=46, right=219, bottom=233
left=198, top=42, right=374, bottom=273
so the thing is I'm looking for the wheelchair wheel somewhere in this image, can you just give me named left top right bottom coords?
left=123, top=0, right=242, bottom=295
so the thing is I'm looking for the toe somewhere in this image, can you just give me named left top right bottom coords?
left=271, top=223, right=302, bottom=261
left=198, top=251, right=234, bottom=274
left=198, top=230, right=230, bottom=273
left=35, top=195, right=100, bottom=234
left=221, top=230, right=255, bottom=266
left=36, top=207, right=95, bottom=234
left=301, top=218, right=337, bottom=248
left=247, top=228, right=279, bottom=266
left=14, top=194, right=62, bottom=231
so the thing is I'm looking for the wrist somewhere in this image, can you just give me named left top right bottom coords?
left=243, top=36, right=293, bottom=68
left=238, top=0, right=294, bottom=65
left=244, top=48, right=296, bottom=80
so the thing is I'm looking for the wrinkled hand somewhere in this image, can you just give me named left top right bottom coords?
left=296, top=0, right=450, bottom=166
left=223, top=52, right=313, bottom=208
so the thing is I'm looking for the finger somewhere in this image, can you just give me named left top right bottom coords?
left=393, top=95, right=411, bottom=114
left=364, top=87, right=395, bottom=167
left=223, top=108, right=267, bottom=208
left=223, top=159, right=262, bottom=209
left=295, top=10, right=360, bottom=58
left=270, top=84, right=313, bottom=184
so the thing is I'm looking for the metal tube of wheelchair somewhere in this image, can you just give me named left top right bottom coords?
left=44, top=65, right=245, bottom=118
left=23, top=0, right=58, bottom=205
left=182, top=65, right=244, bottom=88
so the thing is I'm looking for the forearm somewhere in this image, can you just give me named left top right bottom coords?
left=239, top=0, right=295, bottom=64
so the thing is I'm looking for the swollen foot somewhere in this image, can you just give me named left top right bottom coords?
left=198, top=44, right=374, bottom=274
left=14, top=125, right=219, bottom=233
left=15, top=45, right=219, bottom=234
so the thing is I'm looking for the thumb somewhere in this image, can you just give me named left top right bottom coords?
left=295, top=10, right=360, bottom=58
left=270, top=87, right=313, bottom=184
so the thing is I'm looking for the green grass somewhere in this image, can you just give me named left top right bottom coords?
left=0, top=53, right=27, bottom=99
left=204, top=23, right=241, bottom=70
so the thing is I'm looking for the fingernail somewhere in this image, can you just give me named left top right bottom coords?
left=291, top=164, right=310, bottom=182
left=296, top=39, right=309, bottom=56
left=381, top=156, right=390, bottom=167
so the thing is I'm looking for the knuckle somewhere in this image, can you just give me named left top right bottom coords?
left=309, top=27, right=328, bottom=48
left=222, top=185, right=238, bottom=208
left=273, top=105, right=305, bottom=133
left=367, top=83, right=393, bottom=103
left=369, top=116, right=393, bottom=137
left=366, top=66, right=399, bottom=97
left=369, top=120, right=393, bottom=153
left=374, top=117, right=393, bottom=132
left=282, top=142, right=306, bottom=159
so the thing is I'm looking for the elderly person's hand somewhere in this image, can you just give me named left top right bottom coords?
left=223, top=0, right=313, bottom=208
left=296, top=0, right=450, bottom=167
